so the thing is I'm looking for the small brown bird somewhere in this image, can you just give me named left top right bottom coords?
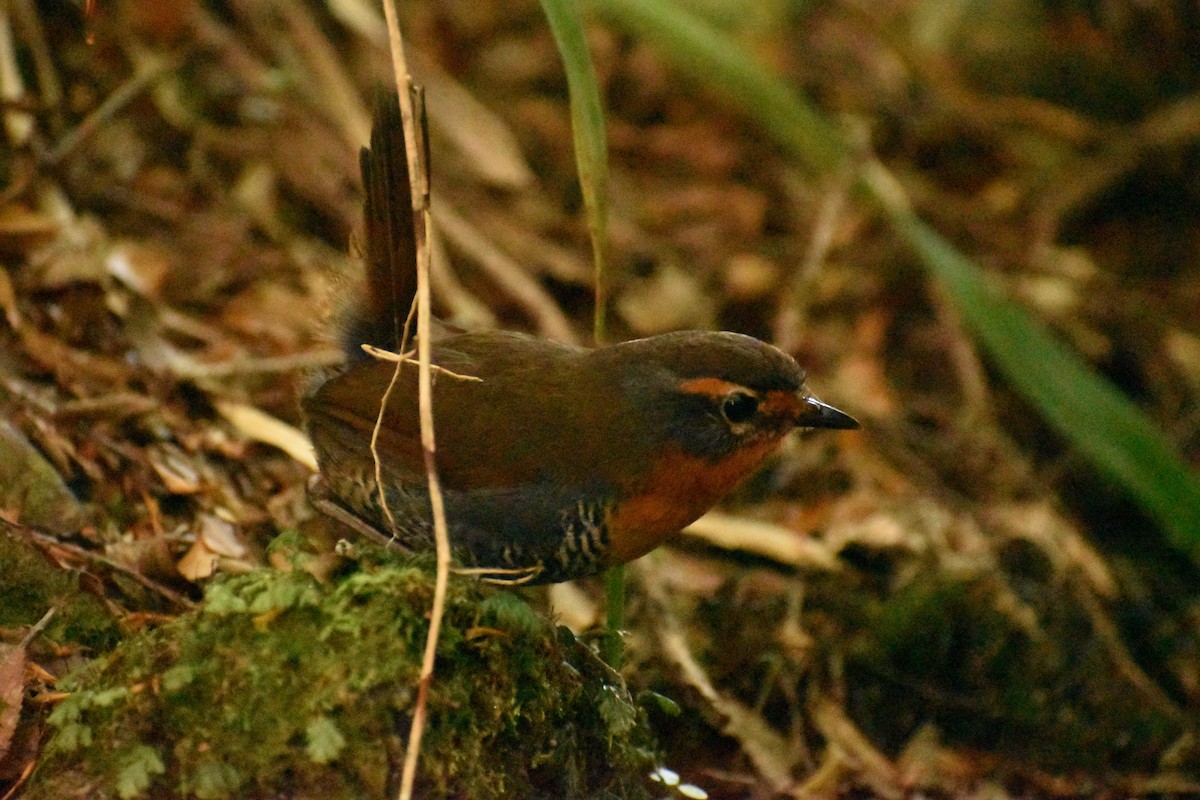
left=304, top=95, right=857, bottom=584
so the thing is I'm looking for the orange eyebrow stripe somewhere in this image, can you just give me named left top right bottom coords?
left=678, top=377, right=746, bottom=398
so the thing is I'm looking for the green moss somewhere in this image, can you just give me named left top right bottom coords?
left=0, top=523, right=122, bottom=652
left=846, top=569, right=1183, bottom=768
left=29, top=550, right=656, bottom=799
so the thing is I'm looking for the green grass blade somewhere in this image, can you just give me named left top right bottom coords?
left=590, top=0, right=1200, bottom=552
left=539, top=0, right=626, bottom=665
left=887, top=211, right=1200, bottom=549
left=539, top=0, right=612, bottom=345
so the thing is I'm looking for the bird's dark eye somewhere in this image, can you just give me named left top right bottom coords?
left=720, top=391, right=759, bottom=424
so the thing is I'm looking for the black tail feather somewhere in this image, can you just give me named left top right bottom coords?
left=342, top=91, right=417, bottom=360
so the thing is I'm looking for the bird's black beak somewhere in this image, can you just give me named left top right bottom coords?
left=796, top=396, right=859, bottom=430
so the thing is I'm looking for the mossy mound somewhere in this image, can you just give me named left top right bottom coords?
left=29, top=550, right=655, bottom=799
left=846, top=565, right=1187, bottom=769
left=0, top=523, right=122, bottom=653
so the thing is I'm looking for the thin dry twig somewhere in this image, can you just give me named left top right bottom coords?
left=43, top=53, right=182, bottom=166
left=1069, top=576, right=1185, bottom=723
left=0, top=759, right=34, bottom=800
left=309, top=489, right=397, bottom=548
left=19, top=525, right=197, bottom=611
left=375, top=5, right=451, bottom=799
left=18, top=606, right=57, bottom=647
left=368, top=296, right=417, bottom=537
left=474, top=206, right=592, bottom=284
left=805, top=699, right=900, bottom=800
left=360, top=343, right=482, bottom=382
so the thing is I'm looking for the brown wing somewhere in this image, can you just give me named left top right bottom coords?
left=303, top=331, right=648, bottom=493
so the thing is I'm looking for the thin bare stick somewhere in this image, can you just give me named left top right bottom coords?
left=19, top=526, right=196, bottom=610
left=43, top=54, right=181, bottom=166
left=378, top=5, right=451, bottom=800
left=19, top=607, right=57, bottom=647
left=369, top=295, right=417, bottom=538
left=310, top=492, right=397, bottom=548
left=360, top=343, right=482, bottom=382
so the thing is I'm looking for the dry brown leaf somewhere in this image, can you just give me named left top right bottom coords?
left=18, top=326, right=131, bottom=386
left=894, top=724, right=977, bottom=794
left=649, top=550, right=728, bottom=596
left=0, top=641, right=25, bottom=762
left=836, top=308, right=899, bottom=418
left=1165, top=329, right=1200, bottom=389
left=105, top=241, right=172, bottom=300
left=417, top=52, right=535, bottom=189
left=178, top=514, right=254, bottom=581
left=25, top=217, right=109, bottom=288
left=472, top=208, right=591, bottom=284
left=428, top=229, right=499, bottom=330
left=722, top=253, right=781, bottom=302
left=177, top=536, right=218, bottom=582
left=821, top=505, right=920, bottom=555
left=219, top=282, right=317, bottom=347
left=147, top=443, right=206, bottom=494
left=197, top=513, right=247, bottom=559
left=641, top=121, right=743, bottom=178
left=0, top=204, right=58, bottom=258
left=214, top=400, right=317, bottom=471
left=107, top=534, right=180, bottom=584
left=0, top=609, right=56, bottom=764
left=433, top=202, right=579, bottom=343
